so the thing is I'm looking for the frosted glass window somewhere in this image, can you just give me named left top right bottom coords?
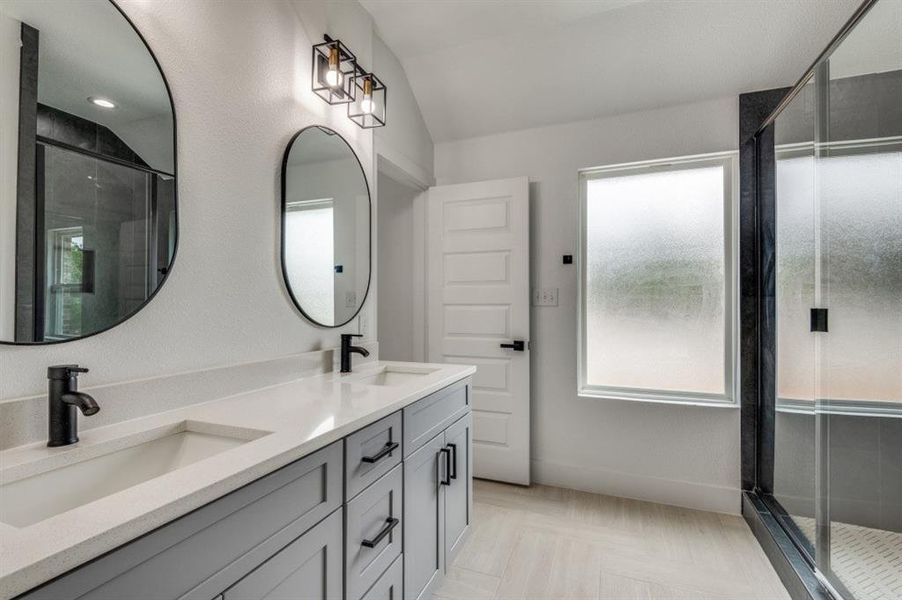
left=285, top=201, right=334, bottom=324
left=579, top=156, right=734, bottom=403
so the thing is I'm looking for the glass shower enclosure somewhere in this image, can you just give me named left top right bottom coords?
left=753, top=1, right=901, bottom=598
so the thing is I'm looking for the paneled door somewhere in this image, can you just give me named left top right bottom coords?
left=427, top=177, right=530, bottom=485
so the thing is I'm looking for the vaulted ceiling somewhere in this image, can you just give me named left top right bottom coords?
left=361, top=0, right=863, bottom=142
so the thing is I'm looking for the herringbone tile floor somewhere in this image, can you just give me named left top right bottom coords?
left=433, top=480, right=790, bottom=600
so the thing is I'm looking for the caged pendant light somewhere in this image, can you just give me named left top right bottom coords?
left=348, top=72, right=387, bottom=129
left=311, top=35, right=357, bottom=105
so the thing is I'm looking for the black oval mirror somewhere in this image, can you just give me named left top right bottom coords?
left=0, top=0, right=177, bottom=344
left=280, top=126, right=371, bottom=327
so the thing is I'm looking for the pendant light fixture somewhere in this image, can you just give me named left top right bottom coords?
left=311, top=36, right=356, bottom=104
left=311, top=35, right=387, bottom=128
left=348, top=72, right=386, bottom=129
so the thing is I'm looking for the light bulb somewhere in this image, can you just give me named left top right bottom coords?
left=360, top=77, right=375, bottom=114
left=325, top=45, right=341, bottom=88
left=325, top=68, right=341, bottom=87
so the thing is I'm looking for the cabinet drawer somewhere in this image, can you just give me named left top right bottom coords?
left=345, top=464, right=403, bottom=600
left=345, top=411, right=402, bottom=501
left=403, top=382, right=469, bottom=458
left=224, top=508, right=343, bottom=600
left=19, top=442, right=343, bottom=600
left=360, top=555, right=402, bottom=600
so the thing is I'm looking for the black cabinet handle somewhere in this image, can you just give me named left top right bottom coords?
left=500, top=340, right=525, bottom=351
left=439, top=448, right=452, bottom=486
left=362, top=517, right=399, bottom=548
left=361, top=441, right=399, bottom=464
left=448, top=443, right=458, bottom=480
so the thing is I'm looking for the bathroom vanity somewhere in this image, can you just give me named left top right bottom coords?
left=0, top=362, right=475, bottom=600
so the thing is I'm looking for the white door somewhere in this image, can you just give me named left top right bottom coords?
left=427, top=177, right=530, bottom=485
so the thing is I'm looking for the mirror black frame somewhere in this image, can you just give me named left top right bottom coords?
left=0, top=0, right=179, bottom=346
left=279, top=125, right=372, bottom=328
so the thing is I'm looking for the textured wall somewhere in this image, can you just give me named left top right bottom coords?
left=0, top=0, right=430, bottom=401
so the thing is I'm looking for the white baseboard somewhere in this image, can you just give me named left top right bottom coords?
left=531, top=458, right=741, bottom=515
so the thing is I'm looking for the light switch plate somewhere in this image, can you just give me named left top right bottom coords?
left=532, top=287, right=558, bottom=306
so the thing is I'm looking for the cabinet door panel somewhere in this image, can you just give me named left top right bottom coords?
left=223, top=509, right=343, bottom=600
left=346, top=464, right=403, bottom=600
left=403, top=433, right=445, bottom=600
left=443, top=414, right=472, bottom=567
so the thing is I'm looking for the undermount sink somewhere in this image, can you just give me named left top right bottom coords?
left=347, top=365, right=439, bottom=387
left=0, top=421, right=268, bottom=528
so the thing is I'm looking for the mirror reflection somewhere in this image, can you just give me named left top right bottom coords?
left=281, top=126, right=370, bottom=327
left=0, top=0, right=176, bottom=344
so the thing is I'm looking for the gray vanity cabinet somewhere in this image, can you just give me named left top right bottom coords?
left=403, top=433, right=446, bottom=600
left=15, top=379, right=472, bottom=600
left=223, top=509, right=343, bottom=600
left=402, top=390, right=472, bottom=600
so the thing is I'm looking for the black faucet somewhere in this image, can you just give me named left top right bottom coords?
left=47, top=365, right=100, bottom=447
left=340, top=334, right=369, bottom=373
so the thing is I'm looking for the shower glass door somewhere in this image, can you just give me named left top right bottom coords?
left=774, top=1, right=902, bottom=598
left=773, top=76, right=818, bottom=558
left=817, top=2, right=902, bottom=597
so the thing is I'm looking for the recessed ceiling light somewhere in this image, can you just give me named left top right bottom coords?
left=88, top=96, right=116, bottom=109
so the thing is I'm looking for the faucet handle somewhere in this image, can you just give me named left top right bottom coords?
left=341, top=333, right=363, bottom=340
left=47, top=365, right=89, bottom=379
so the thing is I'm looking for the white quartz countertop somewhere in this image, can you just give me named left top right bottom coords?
left=0, top=361, right=475, bottom=599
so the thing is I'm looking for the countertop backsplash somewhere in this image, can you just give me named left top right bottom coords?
left=0, top=343, right=378, bottom=451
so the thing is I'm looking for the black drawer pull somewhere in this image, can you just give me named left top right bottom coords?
left=361, top=441, right=399, bottom=464
left=439, top=448, right=452, bottom=486
left=362, top=517, right=399, bottom=548
left=448, top=443, right=458, bottom=480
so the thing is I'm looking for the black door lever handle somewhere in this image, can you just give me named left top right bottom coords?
left=500, top=340, right=525, bottom=351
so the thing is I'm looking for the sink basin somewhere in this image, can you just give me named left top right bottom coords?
left=0, top=421, right=268, bottom=528
left=346, top=365, right=438, bottom=387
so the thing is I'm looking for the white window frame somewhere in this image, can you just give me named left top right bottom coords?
left=577, top=151, right=739, bottom=407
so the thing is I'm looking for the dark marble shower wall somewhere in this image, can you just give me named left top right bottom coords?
left=739, top=87, right=789, bottom=493
left=36, top=104, right=153, bottom=169
left=775, top=69, right=902, bottom=145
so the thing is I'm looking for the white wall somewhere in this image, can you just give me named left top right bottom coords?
left=115, top=113, right=175, bottom=175
left=0, top=0, right=431, bottom=401
left=376, top=172, right=418, bottom=361
left=372, top=34, right=434, bottom=187
left=435, top=97, right=743, bottom=513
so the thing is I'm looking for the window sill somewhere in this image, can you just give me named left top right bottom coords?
left=577, top=388, right=738, bottom=408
